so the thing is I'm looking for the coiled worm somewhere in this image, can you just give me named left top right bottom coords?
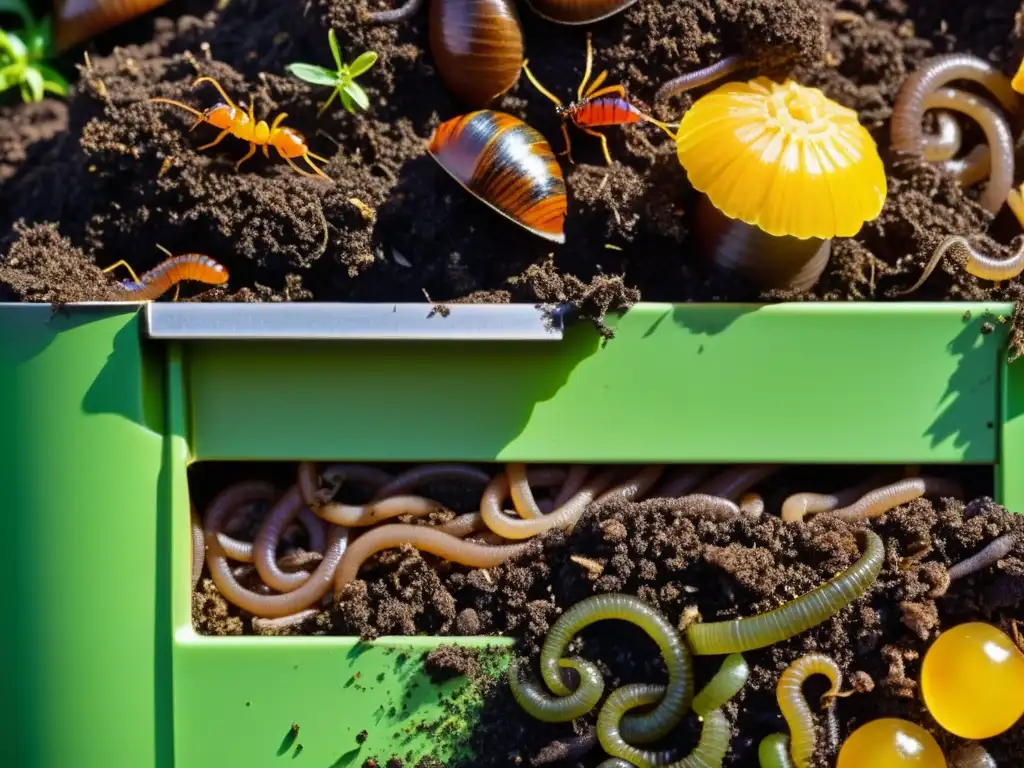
left=777, top=654, right=844, bottom=768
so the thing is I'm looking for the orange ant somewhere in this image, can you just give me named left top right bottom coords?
left=149, top=76, right=332, bottom=182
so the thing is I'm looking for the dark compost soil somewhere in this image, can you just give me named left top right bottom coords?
left=189, top=462, right=1024, bottom=766
left=3, top=1, right=1024, bottom=338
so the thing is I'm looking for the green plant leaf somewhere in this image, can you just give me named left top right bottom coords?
left=285, top=62, right=339, bottom=86
left=36, top=63, right=68, bottom=95
left=0, top=0, right=34, bottom=28
left=328, top=28, right=342, bottom=72
left=0, top=28, right=28, bottom=61
left=339, top=88, right=355, bottom=114
left=343, top=81, right=369, bottom=111
left=348, top=51, right=377, bottom=78
left=22, top=63, right=42, bottom=101
left=0, top=62, right=20, bottom=91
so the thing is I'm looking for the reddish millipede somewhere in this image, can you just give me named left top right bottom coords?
left=104, top=245, right=228, bottom=301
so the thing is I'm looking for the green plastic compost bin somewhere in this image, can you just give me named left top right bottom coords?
left=1, top=300, right=1022, bottom=767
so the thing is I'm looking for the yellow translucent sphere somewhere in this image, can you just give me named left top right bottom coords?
left=837, top=719, right=946, bottom=768
left=675, top=77, right=886, bottom=240
left=920, top=622, right=1024, bottom=739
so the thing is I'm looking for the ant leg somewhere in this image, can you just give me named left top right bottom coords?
left=283, top=154, right=327, bottom=181
left=235, top=142, right=258, bottom=170
left=262, top=145, right=271, bottom=158
left=192, top=76, right=240, bottom=112
left=577, top=32, right=595, bottom=102
left=269, top=113, right=289, bottom=132
left=197, top=128, right=231, bottom=151
left=101, top=260, right=142, bottom=284
left=306, top=150, right=331, bottom=164
left=580, top=126, right=613, bottom=165
left=522, top=60, right=564, bottom=108
left=584, top=71, right=610, bottom=100
left=586, top=85, right=627, bottom=101
left=559, top=123, right=575, bottom=165
left=173, top=283, right=181, bottom=302
left=301, top=152, right=333, bottom=181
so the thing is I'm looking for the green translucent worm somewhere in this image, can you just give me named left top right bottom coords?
left=595, top=653, right=747, bottom=767
left=686, top=531, right=884, bottom=655
left=510, top=593, right=695, bottom=744
left=691, top=653, right=749, bottom=714
left=597, top=760, right=634, bottom=768
left=596, top=685, right=730, bottom=767
left=777, top=654, right=843, bottom=768
left=758, top=734, right=795, bottom=768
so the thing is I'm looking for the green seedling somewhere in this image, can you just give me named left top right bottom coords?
left=0, top=0, right=68, bottom=103
left=286, top=28, right=377, bottom=117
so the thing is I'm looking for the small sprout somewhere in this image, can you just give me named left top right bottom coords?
left=0, top=0, right=68, bottom=103
left=287, top=28, right=377, bottom=117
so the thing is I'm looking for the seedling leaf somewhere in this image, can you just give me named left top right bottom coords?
left=22, top=63, right=42, bottom=100
left=348, top=51, right=377, bottom=78
left=286, top=62, right=339, bottom=86
left=36, top=63, right=68, bottom=95
left=328, top=28, right=342, bottom=71
left=339, top=89, right=355, bottom=114
left=344, top=81, right=369, bottom=110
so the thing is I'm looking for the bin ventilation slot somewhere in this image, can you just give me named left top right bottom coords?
left=143, top=303, right=566, bottom=341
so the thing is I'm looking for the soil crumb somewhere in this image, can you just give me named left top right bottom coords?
left=423, top=645, right=481, bottom=684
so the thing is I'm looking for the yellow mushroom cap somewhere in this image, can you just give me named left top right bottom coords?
left=675, top=77, right=887, bottom=240
left=1013, top=57, right=1024, bottom=94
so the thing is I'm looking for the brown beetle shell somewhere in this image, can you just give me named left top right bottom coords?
left=430, top=0, right=525, bottom=107
left=427, top=110, right=567, bottom=243
left=54, top=0, right=171, bottom=53
left=695, top=195, right=831, bottom=292
left=524, top=0, right=639, bottom=25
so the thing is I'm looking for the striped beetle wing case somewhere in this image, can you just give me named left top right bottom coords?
left=430, top=0, right=525, bottom=107
left=524, top=0, right=639, bottom=25
left=427, top=111, right=568, bottom=244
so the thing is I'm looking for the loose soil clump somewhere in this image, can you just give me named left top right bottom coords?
left=2, top=1, right=1024, bottom=338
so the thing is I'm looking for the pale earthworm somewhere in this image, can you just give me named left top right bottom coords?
left=190, top=504, right=205, bottom=587
left=947, top=533, right=1017, bottom=582
left=758, top=733, right=795, bottom=768
left=205, top=493, right=348, bottom=618
left=509, top=594, right=694, bottom=744
left=276, top=550, right=323, bottom=570
left=254, top=485, right=328, bottom=593
left=923, top=110, right=962, bottom=161
left=297, top=461, right=393, bottom=508
left=823, top=477, right=963, bottom=522
left=362, top=0, right=423, bottom=24
left=890, top=54, right=1020, bottom=213
left=481, top=467, right=618, bottom=540
left=739, top=493, right=765, bottom=517
left=508, top=464, right=567, bottom=519
left=922, top=87, right=1014, bottom=212
left=553, top=465, right=591, bottom=508
left=372, top=463, right=491, bottom=499
left=663, top=494, right=742, bottom=521
left=333, top=524, right=530, bottom=595
left=698, top=465, right=780, bottom=501
left=437, top=512, right=486, bottom=538
left=656, top=54, right=750, bottom=102
left=890, top=233, right=1024, bottom=296
left=595, top=465, right=665, bottom=505
left=251, top=608, right=321, bottom=635
left=686, top=531, right=884, bottom=655
left=781, top=474, right=891, bottom=523
left=655, top=466, right=711, bottom=498
left=203, top=481, right=277, bottom=563
left=942, top=144, right=991, bottom=188
left=776, top=654, right=845, bottom=768
left=950, top=742, right=997, bottom=768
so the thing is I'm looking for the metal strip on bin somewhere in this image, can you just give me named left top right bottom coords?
left=142, top=302, right=567, bottom=341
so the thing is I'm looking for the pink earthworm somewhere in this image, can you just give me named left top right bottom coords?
left=923, top=110, right=962, bottom=162
left=822, top=477, right=963, bottom=522
left=202, top=481, right=276, bottom=563
left=251, top=608, right=321, bottom=635
left=947, top=534, right=1017, bottom=582
left=698, top=465, right=780, bottom=501
left=508, top=464, right=568, bottom=519
left=254, top=485, right=328, bottom=593
left=891, top=53, right=1020, bottom=213
left=481, top=467, right=618, bottom=539
left=298, top=461, right=393, bottom=506
left=204, top=491, right=348, bottom=618
left=372, top=463, right=492, bottom=499
left=190, top=503, right=205, bottom=587
left=334, top=524, right=530, bottom=595
left=656, top=55, right=750, bottom=102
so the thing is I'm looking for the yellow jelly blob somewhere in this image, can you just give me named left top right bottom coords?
left=675, top=77, right=887, bottom=240
left=1013, top=57, right=1024, bottom=94
left=837, top=718, right=947, bottom=768
left=920, top=621, right=1024, bottom=740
